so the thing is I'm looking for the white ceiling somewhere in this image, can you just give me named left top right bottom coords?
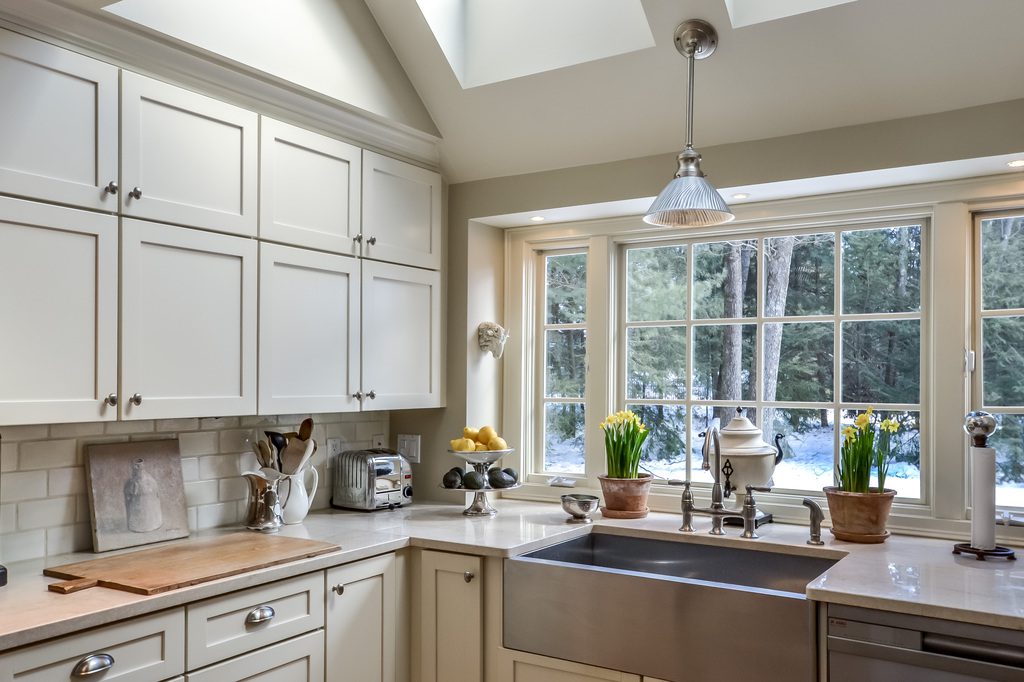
left=365, top=0, right=1024, bottom=183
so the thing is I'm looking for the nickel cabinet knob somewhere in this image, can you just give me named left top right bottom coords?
left=103, top=393, right=118, bottom=407
left=129, top=393, right=143, bottom=406
left=366, top=236, right=377, bottom=245
left=332, top=583, right=345, bottom=595
left=128, top=187, right=143, bottom=200
left=352, top=391, right=364, bottom=401
left=367, top=390, right=377, bottom=400
left=464, top=571, right=475, bottom=583
left=103, top=181, right=118, bottom=195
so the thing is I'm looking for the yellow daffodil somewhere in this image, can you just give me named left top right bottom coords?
left=854, top=411, right=870, bottom=430
left=842, top=425, right=857, bottom=443
left=880, top=418, right=899, bottom=434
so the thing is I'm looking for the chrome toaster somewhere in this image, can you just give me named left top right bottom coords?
left=331, top=448, right=412, bottom=511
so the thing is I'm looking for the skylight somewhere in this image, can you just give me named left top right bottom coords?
left=415, top=0, right=655, bottom=89
left=724, top=0, right=858, bottom=28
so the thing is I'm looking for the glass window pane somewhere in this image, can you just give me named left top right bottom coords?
left=545, top=329, right=586, bottom=398
left=543, top=402, right=585, bottom=473
left=626, top=326, right=686, bottom=400
left=841, top=226, right=922, bottom=314
left=765, top=233, right=834, bottom=317
left=693, top=240, right=757, bottom=319
left=627, top=245, right=687, bottom=321
left=691, top=406, right=757, bottom=484
left=981, top=215, right=1024, bottom=311
left=545, top=253, right=586, bottom=324
left=693, top=324, right=756, bottom=401
left=764, top=408, right=835, bottom=492
left=627, top=404, right=686, bottom=480
left=841, top=320, right=920, bottom=404
left=839, top=409, right=920, bottom=499
left=983, top=316, right=1024, bottom=406
left=764, top=322, right=834, bottom=402
left=992, top=414, right=1024, bottom=507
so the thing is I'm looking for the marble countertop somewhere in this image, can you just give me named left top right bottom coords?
left=2, top=500, right=1022, bottom=651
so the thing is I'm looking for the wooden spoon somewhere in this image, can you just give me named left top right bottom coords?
left=298, top=417, right=313, bottom=441
left=265, top=431, right=287, bottom=471
left=281, top=438, right=314, bottom=475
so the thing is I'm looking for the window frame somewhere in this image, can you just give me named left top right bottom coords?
left=501, top=173, right=1024, bottom=539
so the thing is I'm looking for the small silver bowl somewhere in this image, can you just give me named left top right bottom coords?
left=561, top=494, right=600, bottom=524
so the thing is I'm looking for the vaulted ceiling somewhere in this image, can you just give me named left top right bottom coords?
left=366, top=0, right=1024, bottom=183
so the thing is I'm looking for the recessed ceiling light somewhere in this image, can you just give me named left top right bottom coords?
left=530, top=216, right=545, bottom=222
left=1008, top=159, right=1024, bottom=168
left=732, top=193, right=750, bottom=200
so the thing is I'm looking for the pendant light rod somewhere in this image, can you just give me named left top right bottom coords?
left=674, top=18, right=718, bottom=151
left=685, top=46, right=695, bottom=148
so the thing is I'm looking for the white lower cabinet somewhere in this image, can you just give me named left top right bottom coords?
left=185, top=630, right=324, bottom=682
left=120, top=219, right=257, bottom=419
left=0, top=197, right=118, bottom=426
left=326, top=553, right=398, bottom=682
left=0, top=609, right=184, bottom=682
left=506, top=652, right=641, bottom=682
left=362, top=260, right=443, bottom=410
left=415, top=550, right=483, bottom=682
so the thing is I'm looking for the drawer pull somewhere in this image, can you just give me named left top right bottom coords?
left=72, top=653, right=114, bottom=677
left=464, top=571, right=475, bottom=583
left=332, top=583, right=345, bottom=595
left=245, top=604, right=276, bottom=625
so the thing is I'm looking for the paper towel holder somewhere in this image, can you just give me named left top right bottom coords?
left=953, top=411, right=1017, bottom=561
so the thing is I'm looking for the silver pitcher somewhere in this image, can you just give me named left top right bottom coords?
left=243, top=470, right=283, bottom=533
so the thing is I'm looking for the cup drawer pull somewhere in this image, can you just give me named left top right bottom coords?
left=245, top=605, right=276, bottom=625
left=72, top=653, right=114, bottom=677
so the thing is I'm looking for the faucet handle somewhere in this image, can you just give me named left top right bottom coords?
left=667, top=479, right=688, bottom=486
left=746, top=485, right=772, bottom=495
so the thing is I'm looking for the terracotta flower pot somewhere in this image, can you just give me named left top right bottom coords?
left=598, top=473, right=653, bottom=519
left=823, top=486, right=896, bottom=543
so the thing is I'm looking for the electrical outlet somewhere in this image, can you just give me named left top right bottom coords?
left=372, top=433, right=387, bottom=449
left=326, top=438, right=343, bottom=458
left=397, top=434, right=421, bottom=463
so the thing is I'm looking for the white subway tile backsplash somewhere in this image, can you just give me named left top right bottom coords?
left=199, top=453, right=240, bottom=479
left=0, top=411, right=387, bottom=558
left=0, top=529, right=45, bottom=562
left=105, top=420, right=155, bottom=435
left=356, top=421, right=383, bottom=441
left=185, top=479, right=219, bottom=507
left=18, top=439, right=77, bottom=470
left=179, top=431, right=218, bottom=457
left=50, top=422, right=105, bottom=438
left=1, top=470, right=47, bottom=502
left=0, top=424, right=48, bottom=441
left=48, top=467, right=85, bottom=497
left=19, top=496, right=76, bottom=530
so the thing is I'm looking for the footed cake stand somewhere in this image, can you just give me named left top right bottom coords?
left=444, top=449, right=519, bottom=517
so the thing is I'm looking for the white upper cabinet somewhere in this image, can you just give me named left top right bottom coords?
left=121, top=73, right=258, bottom=236
left=361, top=151, right=442, bottom=270
left=0, top=29, right=118, bottom=211
left=0, top=197, right=118, bottom=425
left=121, top=219, right=257, bottom=419
left=259, top=117, right=362, bottom=255
left=258, top=243, right=361, bottom=415
left=362, top=261, right=442, bottom=410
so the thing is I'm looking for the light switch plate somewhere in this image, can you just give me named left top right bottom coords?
left=372, top=433, right=387, bottom=449
left=397, top=434, right=421, bottom=463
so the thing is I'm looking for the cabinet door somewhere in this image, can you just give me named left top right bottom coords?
left=259, top=117, right=362, bottom=254
left=121, top=72, right=258, bottom=236
left=508, top=653, right=642, bottom=682
left=0, top=29, right=118, bottom=210
left=362, top=261, right=442, bottom=410
left=362, top=151, right=441, bottom=270
left=185, top=630, right=323, bottom=682
left=418, top=551, right=482, bottom=682
left=0, top=197, right=117, bottom=425
left=121, top=219, right=257, bottom=419
left=258, top=243, right=361, bottom=415
left=326, top=553, right=398, bottom=682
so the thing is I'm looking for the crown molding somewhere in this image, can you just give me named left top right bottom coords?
left=0, top=0, right=441, bottom=169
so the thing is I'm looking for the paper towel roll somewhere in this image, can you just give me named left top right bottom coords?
left=971, top=446, right=996, bottom=550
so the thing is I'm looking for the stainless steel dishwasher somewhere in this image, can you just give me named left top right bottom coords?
left=828, top=604, right=1024, bottom=681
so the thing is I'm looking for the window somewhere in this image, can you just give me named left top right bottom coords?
left=618, top=223, right=925, bottom=498
left=537, top=250, right=587, bottom=474
left=975, top=212, right=1024, bottom=507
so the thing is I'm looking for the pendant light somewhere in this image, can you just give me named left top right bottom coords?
left=644, top=19, right=734, bottom=228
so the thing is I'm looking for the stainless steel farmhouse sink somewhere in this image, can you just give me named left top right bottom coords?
left=503, top=531, right=840, bottom=682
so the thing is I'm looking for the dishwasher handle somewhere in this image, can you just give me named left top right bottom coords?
left=923, top=632, right=1024, bottom=668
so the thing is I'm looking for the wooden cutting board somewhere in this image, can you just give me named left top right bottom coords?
left=44, top=533, right=339, bottom=595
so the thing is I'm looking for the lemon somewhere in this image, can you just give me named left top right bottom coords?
left=464, top=426, right=480, bottom=441
left=487, top=436, right=508, bottom=451
left=475, top=441, right=489, bottom=451
left=477, top=426, right=497, bottom=444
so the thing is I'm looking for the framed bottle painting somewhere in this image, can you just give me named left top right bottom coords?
left=84, top=439, right=189, bottom=552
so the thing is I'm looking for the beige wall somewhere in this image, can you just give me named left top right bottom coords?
left=393, top=97, right=1024, bottom=500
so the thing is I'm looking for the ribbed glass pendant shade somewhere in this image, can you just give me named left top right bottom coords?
left=643, top=175, right=734, bottom=227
